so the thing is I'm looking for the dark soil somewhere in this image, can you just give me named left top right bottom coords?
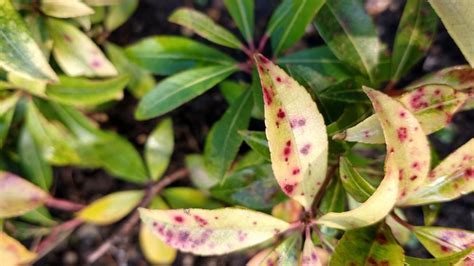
left=37, top=0, right=473, bottom=265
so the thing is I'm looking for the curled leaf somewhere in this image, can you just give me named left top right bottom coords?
left=0, top=172, right=49, bottom=218
left=139, top=207, right=290, bottom=255
left=255, top=53, right=328, bottom=210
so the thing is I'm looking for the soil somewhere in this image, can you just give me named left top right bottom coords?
left=37, top=0, right=473, bottom=265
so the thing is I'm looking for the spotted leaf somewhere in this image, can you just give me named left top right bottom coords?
left=405, top=139, right=474, bottom=205
left=316, top=156, right=399, bottom=230
left=338, top=85, right=467, bottom=144
left=263, top=233, right=302, bottom=265
left=364, top=87, right=431, bottom=203
left=254, top=54, right=328, bottom=210
left=0, top=172, right=49, bottom=218
left=0, top=231, right=37, bottom=266
left=301, top=235, right=327, bottom=266
left=47, top=18, right=117, bottom=77
left=413, top=226, right=474, bottom=258
left=408, top=65, right=474, bottom=90
left=138, top=207, right=290, bottom=256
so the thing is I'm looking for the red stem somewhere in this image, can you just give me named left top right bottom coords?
left=258, top=34, right=269, bottom=52
left=390, top=212, right=413, bottom=230
left=45, top=197, right=85, bottom=212
left=35, top=219, right=83, bottom=254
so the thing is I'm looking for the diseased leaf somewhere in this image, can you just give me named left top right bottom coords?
left=204, top=89, right=253, bottom=179
left=390, top=0, right=437, bottom=82
left=40, top=0, right=94, bottom=18
left=47, top=18, right=117, bottom=77
left=139, top=197, right=177, bottom=265
left=408, top=65, right=474, bottom=90
left=0, top=0, right=57, bottom=82
left=105, top=0, right=138, bottom=31
left=413, top=226, right=474, bottom=258
left=339, top=85, right=467, bottom=144
left=0, top=231, right=37, bottom=266
left=139, top=207, right=290, bottom=255
left=125, top=36, right=236, bottom=76
left=262, top=233, right=302, bottom=265
left=406, top=248, right=473, bottom=265
left=136, top=65, right=238, bottom=120
left=211, top=164, right=286, bottom=210
left=364, top=87, right=431, bottom=203
left=18, top=127, right=53, bottom=190
left=145, top=118, right=174, bottom=180
left=314, top=0, right=381, bottom=83
left=162, top=187, right=222, bottom=209
left=269, top=0, right=325, bottom=56
left=316, top=156, right=398, bottom=230
left=239, top=130, right=270, bottom=161
left=329, top=223, right=405, bottom=266
left=0, top=172, right=49, bottom=218
left=246, top=248, right=273, bottom=266
left=45, top=75, right=128, bottom=106
left=77, top=190, right=143, bottom=225
left=339, top=156, right=376, bottom=202
left=105, top=42, right=155, bottom=98
left=169, top=8, right=242, bottom=49
left=429, top=0, right=474, bottom=66
left=301, top=236, right=325, bottom=266
left=224, top=0, right=254, bottom=43
left=405, top=139, right=474, bottom=205
left=255, top=54, right=328, bottom=210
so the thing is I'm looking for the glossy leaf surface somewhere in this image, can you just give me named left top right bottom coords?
left=255, top=54, right=327, bottom=210
left=145, top=118, right=174, bottom=180
left=139, top=207, right=290, bottom=255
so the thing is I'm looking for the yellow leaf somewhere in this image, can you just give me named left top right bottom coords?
left=316, top=155, right=399, bottom=230
left=139, top=207, right=290, bottom=256
left=0, top=172, right=49, bottom=218
left=41, top=0, right=94, bottom=18
left=254, top=54, right=328, bottom=210
left=0, top=231, right=37, bottom=266
left=139, top=224, right=177, bottom=265
left=364, top=87, right=431, bottom=204
left=77, top=190, right=143, bottom=225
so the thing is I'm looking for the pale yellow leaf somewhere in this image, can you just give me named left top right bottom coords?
left=0, top=231, right=37, bottom=266
left=139, top=207, right=290, bottom=256
left=255, top=53, right=328, bottom=210
left=41, top=0, right=94, bottom=18
left=139, top=224, right=177, bottom=265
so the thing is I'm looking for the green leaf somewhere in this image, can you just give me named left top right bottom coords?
left=329, top=223, right=405, bottom=266
left=423, top=204, right=441, bottom=226
left=429, top=0, right=474, bottom=67
left=18, top=127, right=53, bottom=190
left=139, top=207, right=290, bottom=255
left=185, top=154, right=219, bottom=190
left=269, top=0, right=325, bottom=56
left=413, top=226, right=474, bottom=257
left=339, top=156, right=376, bottom=202
left=77, top=190, right=144, bottom=225
left=40, top=0, right=94, bottom=18
left=169, top=8, right=242, bottom=49
left=390, top=0, right=437, bottom=82
left=20, top=207, right=56, bottom=227
left=204, top=89, right=253, bottom=180
left=0, top=0, right=57, bottom=82
left=0, top=93, right=17, bottom=147
left=210, top=164, right=286, bottom=210
left=314, top=0, right=381, bottom=83
left=319, top=79, right=370, bottom=104
left=0, top=231, right=37, bottom=265
left=7, top=72, right=47, bottom=96
left=105, top=42, right=155, bottom=98
left=224, top=0, right=254, bottom=43
left=255, top=54, right=328, bottom=210
left=238, top=130, right=270, bottom=161
left=125, top=36, right=236, bottom=76
left=105, top=0, right=138, bottom=31
left=405, top=248, right=473, bottom=266
left=405, top=139, right=474, bottom=205
left=317, top=156, right=399, bottom=230
left=84, top=0, right=120, bottom=5
left=47, top=18, right=117, bottom=77
left=45, top=75, right=128, bottom=106
left=162, top=187, right=222, bottom=209
left=136, top=65, right=238, bottom=120
left=145, top=118, right=174, bottom=180
left=0, top=172, right=49, bottom=218
left=319, top=178, right=345, bottom=214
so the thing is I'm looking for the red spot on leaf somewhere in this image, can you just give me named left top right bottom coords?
left=292, top=168, right=300, bottom=175
left=399, top=111, right=407, bottom=118
left=276, top=77, right=282, bottom=82
left=193, top=215, right=208, bottom=227
left=263, top=87, right=273, bottom=105
left=411, top=161, right=421, bottom=170
left=277, top=108, right=286, bottom=118
left=376, top=233, right=388, bottom=245
left=174, top=215, right=184, bottom=223
left=63, top=34, right=72, bottom=42
left=409, top=175, right=418, bottom=181
left=397, top=127, right=408, bottom=142
left=300, top=144, right=311, bottom=155
left=284, top=184, right=295, bottom=194
left=441, top=245, right=451, bottom=252
left=91, top=59, right=102, bottom=68
left=399, top=169, right=404, bottom=181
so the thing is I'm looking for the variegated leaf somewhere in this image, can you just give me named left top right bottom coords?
left=413, top=226, right=474, bottom=258
left=364, top=87, right=431, bottom=204
left=316, top=156, right=399, bottom=230
left=0, top=172, right=49, bottom=218
left=255, top=53, right=328, bottom=210
left=139, top=207, right=290, bottom=255
left=337, top=85, right=467, bottom=144
left=405, top=139, right=474, bottom=205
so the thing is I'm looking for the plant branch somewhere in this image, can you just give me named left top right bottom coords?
left=86, top=168, right=189, bottom=264
left=390, top=212, right=413, bottom=230
left=311, top=164, right=339, bottom=215
left=35, top=218, right=83, bottom=254
left=45, top=197, right=85, bottom=212
left=258, top=34, right=269, bottom=53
